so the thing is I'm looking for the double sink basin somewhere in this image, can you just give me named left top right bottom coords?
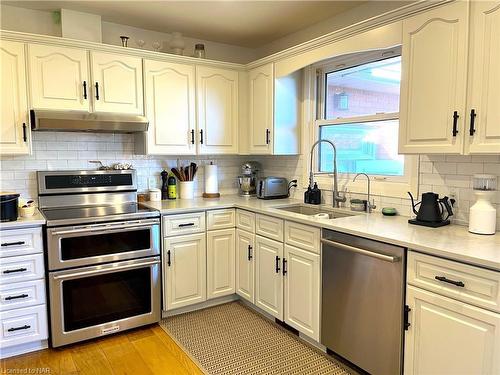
left=272, top=203, right=357, bottom=220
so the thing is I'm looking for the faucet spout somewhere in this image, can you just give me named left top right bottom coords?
left=309, top=139, right=346, bottom=208
left=353, top=173, right=375, bottom=213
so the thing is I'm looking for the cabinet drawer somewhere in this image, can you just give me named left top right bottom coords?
left=284, top=221, right=320, bottom=254
left=408, top=251, right=500, bottom=313
left=236, top=210, right=255, bottom=233
left=0, top=280, right=46, bottom=311
left=0, top=304, right=48, bottom=349
left=207, top=209, right=235, bottom=230
left=255, top=214, right=283, bottom=242
left=163, top=212, right=206, bottom=237
left=0, top=227, right=43, bottom=258
left=0, top=254, right=44, bottom=285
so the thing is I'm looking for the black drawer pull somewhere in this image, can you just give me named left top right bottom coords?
left=83, top=81, right=88, bottom=99
left=282, top=258, right=287, bottom=275
left=248, top=245, right=253, bottom=261
left=22, top=123, right=27, bottom=142
left=275, top=256, right=281, bottom=273
left=3, top=268, right=28, bottom=274
left=404, top=305, right=411, bottom=330
left=1, top=241, right=25, bottom=247
left=200, top=129, right=204, bottom=144
left=7, top=325, right=31, bottom=332
left=167, top=250, right=171, bottom=267
left=265, top=129, right=270, bottom=145
left=178, top=223, right=195, bottom=228
left=95, top=82, right=100, bottom=100
left=191, top=129, right=195, bottom=144
left=469, top=109, right=476, bottom=136
left=435, top=275, right=465, bottom=287
left=5, top=294, right=29, bottom=301
left=452, top=111, right=459, bottom=136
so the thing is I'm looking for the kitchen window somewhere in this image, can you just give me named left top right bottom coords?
left=313, top=49, right=417, bottom=197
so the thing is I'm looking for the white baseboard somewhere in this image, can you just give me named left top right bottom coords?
left=162, top=294, right=239, bottom=318
left=0, top=340, right=48, bottom=359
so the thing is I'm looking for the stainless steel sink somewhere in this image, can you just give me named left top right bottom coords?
left=273, top=204, right=355, bottom=219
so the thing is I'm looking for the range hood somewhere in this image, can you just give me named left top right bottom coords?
left=30, top=110, right=148, bottom=133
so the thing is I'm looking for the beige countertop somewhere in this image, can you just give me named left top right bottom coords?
left=144, top=195, right=500, bottom=271
left=0, top=208, right=46, bottom=230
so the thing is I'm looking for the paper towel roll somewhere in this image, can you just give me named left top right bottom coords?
left=204, top=164, right=219, bottom=194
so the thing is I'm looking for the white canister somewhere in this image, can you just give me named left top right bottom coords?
left=179, top=181, right=195, bottom=199
left=149, top=188, right=161, bottom=201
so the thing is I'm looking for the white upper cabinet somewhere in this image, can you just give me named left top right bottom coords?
left=1, top=41, right=30, bottom=155
left=143, top=59, right=196, bottom=155
left=466, top=1, right=500, bottom=154
left=196, top=66, right=238, bottom=154
left=248, top=63, right=274, bottom=155
left=28, top=44, right=90, bottom=111
left=399, top=1, right=469, bottom=154
left=90, top=52, right=143, bottom=114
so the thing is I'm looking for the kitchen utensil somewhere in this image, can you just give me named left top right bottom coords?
left=469, top=174, right=497, bottom=235
left=238, top=161, right=261, bottom=196
left=171, top=167, right=183, bottom=181
left=1, top=192, right=19, bottom=222
left=408, top=191, right=453, bottom=227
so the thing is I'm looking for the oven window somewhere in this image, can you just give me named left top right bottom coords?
left=60, top=229, right=150, bottom=260
left=62, top=267, right=151, bottom=332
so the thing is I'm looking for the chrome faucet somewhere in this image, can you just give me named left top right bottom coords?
left=353, top=173, right=376, bottom=213
left=309, top=139, right=346, bottom=208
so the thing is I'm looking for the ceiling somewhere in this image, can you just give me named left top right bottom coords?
left=2, top=1, right=368, bottom=48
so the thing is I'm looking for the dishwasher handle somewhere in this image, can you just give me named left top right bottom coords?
left=321, top=238, right=400, bottom=263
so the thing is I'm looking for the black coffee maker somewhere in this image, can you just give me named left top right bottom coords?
left=408, top=192, right=454, bottom=228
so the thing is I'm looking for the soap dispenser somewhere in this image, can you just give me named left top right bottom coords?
left=304, top=186, right=312, bottom=204
left=310, top=182, right=321, bottom=205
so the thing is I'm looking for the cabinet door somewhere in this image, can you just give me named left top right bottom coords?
left=466, top=1, right=500, bottom=154
left=255, top=235, right=283, bottom=320
left=207, top=228, right=235, bottom=300
left=283, top=245, right=320, bottom=341
left=144, top=60, right=196, bottom=155
left=196, top=66, right=238, bottom=154
left=28, top=44, right=90, bottom=111
left=1, top=41, right=30, bottom=155
left=163, top=233, right=206, bottom=311
left=236, top=229, right=255, bottom=303
left=248, top=63, right=274, bottom=155
left=399, top=1, right=469, bottom=154
left=404, top=285, right=500, bottom=375
left=91, top=52, right=143, bottom=114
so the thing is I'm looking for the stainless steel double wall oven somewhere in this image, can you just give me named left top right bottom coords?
left=38, top=170, right=160, bottom=347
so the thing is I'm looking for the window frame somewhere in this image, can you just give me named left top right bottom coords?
left=306, top=47, right=418, bottom=199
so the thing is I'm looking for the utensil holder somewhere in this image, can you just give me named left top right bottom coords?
left=180, top=181, right=195, bottom=199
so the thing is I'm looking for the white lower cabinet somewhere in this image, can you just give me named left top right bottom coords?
left=207, top=228, right=235, bottom=299
left=255, top=235, right=283, bottom=320
left=404, top=285, right=500, bottom=375
left=236, top=229, right=255, bottom=303
left=163, top=233, right=206, bottom=310
left=283, top=245, right=320, bottom=341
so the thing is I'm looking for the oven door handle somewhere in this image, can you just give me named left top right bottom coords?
left=51, top=220, right=158, bottom=236
left=321, top=238, right=400, bottom=263
left=52, top=258, right=160, bottom=280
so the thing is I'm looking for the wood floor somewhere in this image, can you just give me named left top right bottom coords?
left=1, top=324, right=204, bottom=375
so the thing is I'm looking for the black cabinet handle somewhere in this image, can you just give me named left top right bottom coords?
left=275, top=256, right=281, bottom=273
left=200, top=129, right=204, bottom=144
left=452, top=111, right=459, bottom=137
left=248, top=245, right=253, bottom=261
left=167, top=250, right=171, bottom=267
left=83, top=81, right=88, bottom=99
left=1, top=241, right=25, bottom=247
left=283, top=258, right=287, bottom=275
left=95, top=82, right=100, bottom=100
left=178, top=223, right=195, bottom=228
left=265, top=129, right=270, bottom=145
left=3, top=268, right=27, bottom=274
left=22, top=123, right=27, bottom=142
left=435, top=275, right=465, bottom=287
left=404, top=305, right=411, bottom=330
left=469, top=109, right=476, bottom=136
left=191, top=129, right=195, bottom=144
left=7, top=325, right=30, bottom=332
left=5, top=294, right=29, bottom=301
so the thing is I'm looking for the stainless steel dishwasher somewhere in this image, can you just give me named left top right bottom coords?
left=321, top=229, right=406, bottom=375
